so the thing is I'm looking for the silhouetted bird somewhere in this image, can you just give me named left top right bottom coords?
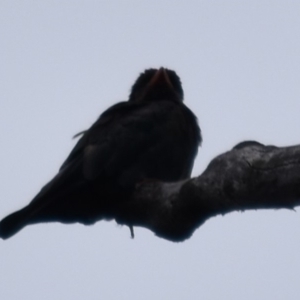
left=0, top=68, right=201, bottom=239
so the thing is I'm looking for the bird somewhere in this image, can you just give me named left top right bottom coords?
left=0, top=67, right=202, bottom=239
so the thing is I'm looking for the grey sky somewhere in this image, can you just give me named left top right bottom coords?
left=1, top=1, right=300, bottom=299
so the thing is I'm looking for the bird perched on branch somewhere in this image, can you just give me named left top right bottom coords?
left=0, top=67, right=201, bottom=239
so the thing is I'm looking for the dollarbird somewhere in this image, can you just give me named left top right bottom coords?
left=0, top=67, right=201, bottom=239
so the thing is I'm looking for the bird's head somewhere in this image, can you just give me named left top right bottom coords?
left=129, top=68, right=184, bottom=103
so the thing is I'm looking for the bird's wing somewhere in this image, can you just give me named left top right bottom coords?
left=27, top=102, right=129, bottom=206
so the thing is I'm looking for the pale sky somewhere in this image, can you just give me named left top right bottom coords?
left=1, top=2, right=300, bottom=300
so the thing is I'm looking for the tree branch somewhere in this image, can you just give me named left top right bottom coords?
left=114, top=141, right=300, bottom=242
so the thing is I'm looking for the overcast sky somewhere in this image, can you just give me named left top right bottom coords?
left=1, top=1, right=300, bottom=300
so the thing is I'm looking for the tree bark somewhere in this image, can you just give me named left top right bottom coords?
left=114, top=141, right=300, bottom=242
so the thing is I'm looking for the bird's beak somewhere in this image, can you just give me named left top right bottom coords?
left=147, top=67, right=174, bottom=90
left=135, top=67, right=181, bottom=102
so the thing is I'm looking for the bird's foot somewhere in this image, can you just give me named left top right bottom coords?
left=129, top=225, right=135, bottom=239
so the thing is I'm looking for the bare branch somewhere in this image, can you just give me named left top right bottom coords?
left=114, top=142, right=300, bottom=242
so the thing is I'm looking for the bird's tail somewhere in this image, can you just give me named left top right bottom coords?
left=0, top=207, right=32, bottom=240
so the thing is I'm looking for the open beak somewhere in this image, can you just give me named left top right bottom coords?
left=138, top=67, right=181, bottom=102
left=147, top=67, right=174, bottom=90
